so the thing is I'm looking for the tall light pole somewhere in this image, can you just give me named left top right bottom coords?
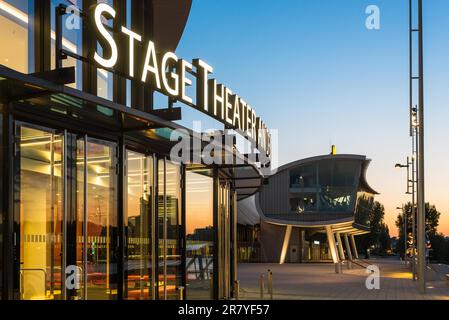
left=410, top=0, right=426, bottom=293
left=417, top=0, right=426, bottom=294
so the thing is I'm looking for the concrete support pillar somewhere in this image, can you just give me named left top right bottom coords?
left=279, top=225, right=292, bottom=264
left=336, top=233, right=345, bottom=261
left=350, top=234, right=359, bottom=259
left=344, top=234, right=353, bottom=261
left=325, top=226, right=340, bottom=274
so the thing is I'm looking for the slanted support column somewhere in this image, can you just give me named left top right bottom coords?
left=336, top=233, right=345, bottom=261
left=325, top=226, right=340, bottom=273
left=344, top=234, right=353, bottom=261
left=279, top=225, right=292, bottom=264
left=350, top=234, right=359, bottom=259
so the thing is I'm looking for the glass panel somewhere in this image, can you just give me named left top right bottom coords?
left=218, top=181, right=230, bottom=299
left=75, top=138, right=85, bottom=299
left=51, top=0, right=83, bottom=89
left=318, top=160, right=359, bottom=213
left=0, top=112, right=2, bottom=299
left=0, top=0, right=35, bottom=73
left=18, top=126, right=64, bottom=300
left=158, top=159, right=182, bottom=300
left=165, top=162, right=181, bottom=300
left=290, top=164, right=317, bottom=189
left=185, top=169, right=214, bottom=300
left=84, top=139, right=117, bottom=300
left=125, top=151, right=154, bottom=300
left=157, top=158, right=164, bottom=298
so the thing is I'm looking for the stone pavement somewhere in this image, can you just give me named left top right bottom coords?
left=237, top=258, right=449, bottom=300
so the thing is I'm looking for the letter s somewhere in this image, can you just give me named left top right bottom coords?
left=94, top=3, right=118, bottom=68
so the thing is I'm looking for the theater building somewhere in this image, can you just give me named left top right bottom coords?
left=238, top=154, right=378, bottom=270
left=0, top=0, right=269, bottom=300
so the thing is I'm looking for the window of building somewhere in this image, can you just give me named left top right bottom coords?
left=0, top=0, right=35, bottom=73
left=50, top=0, right=83, bottom=89
left=185, top=168, right=214, bottom=300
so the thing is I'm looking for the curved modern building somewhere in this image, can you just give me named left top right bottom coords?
left=238, top=154, right=379, bottom=270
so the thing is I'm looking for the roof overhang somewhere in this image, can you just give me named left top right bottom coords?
left=0, top=65, right=264, bottom=199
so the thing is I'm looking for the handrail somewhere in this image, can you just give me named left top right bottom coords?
left=20, top=268, right=48, bottom=299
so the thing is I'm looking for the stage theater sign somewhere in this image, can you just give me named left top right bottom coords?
left=92, top=3, right=272, bottom=159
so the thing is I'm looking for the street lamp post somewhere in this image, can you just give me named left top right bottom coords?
left=409, top=0, right=426, bottom=293
left=417, top=0, right=426, bottom=294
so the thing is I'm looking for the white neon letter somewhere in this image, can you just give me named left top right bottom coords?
left=161, top=52, right=180, bottom=97
left=141, top=40, right=161, bottom=89
left=193, top=59, right=214, bottom=112
left=179, top=60, right=193, bottom=104
left=121, top=26, right=142, bottom=77
left=93, top=3, right=118, bottom=69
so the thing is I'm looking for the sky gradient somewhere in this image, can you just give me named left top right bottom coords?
left=175, top=0, right=449, bottom=236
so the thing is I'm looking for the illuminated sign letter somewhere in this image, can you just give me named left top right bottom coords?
left=141, top=40, right=161, bottom=89
left=161, top=52, right=180, bottom=97
left=246, top=104, right=253, bottom=138
left=121, top=26, right=142, bottom=77
left=239, top=99, right=247, bottom=132
left=208, top=80, right=225, bottom=120
left=93, top=3, right=118, bottom=69
left=224, top=87, right=234, bottom=126
left=232, top=95, right=242, bottom=130
left=193, top=59, right=214, bottom=112
left=178, top=60, right=193, bottom=104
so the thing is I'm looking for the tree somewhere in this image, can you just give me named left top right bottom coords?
left=356, top=201, right=391, bottom=255
left=395, top=202, right=441, bottom=257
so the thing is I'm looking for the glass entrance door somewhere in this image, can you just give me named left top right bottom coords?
left=125, top=151, right=155, bottom=300
left=218, top=181, right=231, bottom=300
left=76, top=137, right=118, bottom=300
left=16, top=124, right=66, bottom=300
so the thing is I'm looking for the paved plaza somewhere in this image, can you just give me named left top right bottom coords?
left=237, top=258, right=449, bottom=300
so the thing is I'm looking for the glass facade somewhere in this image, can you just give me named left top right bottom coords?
left=0, top=0, right=243, bottom=301
left=289, top=160, right=361, bottom=214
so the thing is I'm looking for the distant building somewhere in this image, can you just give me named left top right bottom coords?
left=238, top=154, right=379, bottom=270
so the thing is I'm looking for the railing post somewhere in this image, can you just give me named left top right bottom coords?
left=260, top=274, right=265, bottom=299
left=178, top=286, right=185, bottom=300
left=234, top=280, right=240, bottom=300
left=267, top=270, right=273, bottom=300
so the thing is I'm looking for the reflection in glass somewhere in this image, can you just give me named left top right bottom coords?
left=125, top=151, right=154, bottom=300
left=18, top=126, right=64, bottom=300
left=158, top=160, right=182, bottom=300
left=51, top=0, right=83, bottom=89
left=289, top=160, right=361, bottom=214
left=0, top=0, right=35, bottom=73
left=78, top=139, right=118, bottom=300
left=218, top=181, right=231, bottom=299
left=186, top=169, right=214, bottom=300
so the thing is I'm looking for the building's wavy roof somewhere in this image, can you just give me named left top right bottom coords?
left=272, top=154, right=379, bottom=195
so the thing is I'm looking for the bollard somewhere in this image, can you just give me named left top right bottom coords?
left=178, top=286, right=185, bottom=300
left=335, top=263, right=342, bottom=274
left=260, top=274, right=265, bottom=299
left=267, top=270, right=273, bottom=300
left=234, top=280, right=240, bottom=300
left=347, top=261, right=352, bottom=270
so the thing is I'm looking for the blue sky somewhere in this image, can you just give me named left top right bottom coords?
left=175, top=0, right=449, bottom=236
